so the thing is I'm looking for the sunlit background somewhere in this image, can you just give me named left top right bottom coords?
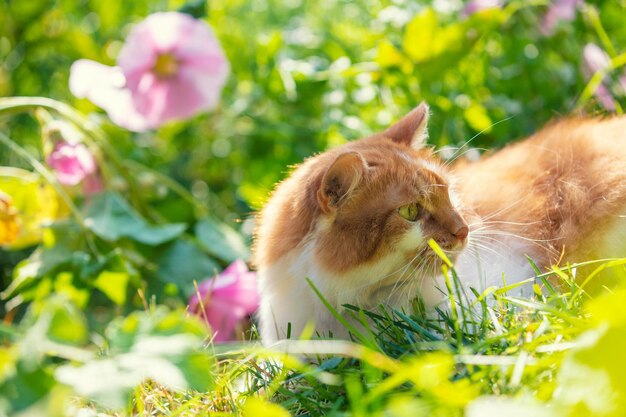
left=2, top=0, right=624, bottom=222
left=1, top=1, right=626, bottom=415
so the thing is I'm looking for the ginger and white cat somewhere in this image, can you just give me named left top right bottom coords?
left=254, top=103, right=626, bottom=343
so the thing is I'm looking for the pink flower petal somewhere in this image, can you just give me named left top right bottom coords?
left=70, top=59, right=152, bottom=131
left=127, top=71, right=208, bottom=126
left=223, top=259, right=250, bottom=276
left=582, top=43, right=610, bottom=77
left=140, top=12, right=197, bottom=53
left=117, top=26, right=158, bottom=83
left=204, top=298, right=246, bottom=342
left=462, top=0, right=503, bottom=16
left=47, top=141, right=97, bottom=186
left=69, top=60, right=123, bottom=98
left=179, top=65, right=229, bottom=111
left=213, top=275, right=260, bottom=314
left=594, top=83, right=616, bottom=111
left=173, top=19, right=227, bottom=65
left=541, top=0, right=582, bottom=35
left=188, top=260, right=259, bottom=342
left=90, top=86, right=153, bottom=132
left=580, top=43, right=616, bottom=111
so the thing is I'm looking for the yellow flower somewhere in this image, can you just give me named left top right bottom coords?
left=0, top=191, right=20, bottom=246
left=0, top=167, right=60, bottom=249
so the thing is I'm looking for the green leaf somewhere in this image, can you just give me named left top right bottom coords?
left=0, top=361, right=56, bottom=415
left=402, top=9, right=438, bottom=63
left=94, top=271, right=129, bottom=305
left=84, top=192, right=186, bottom=245
left=105, top=308, right=208, bottom=353
left=3, top=223, right=133, bottom=305
left=376, top=40, right=405, bottom=68
left=427, top=239, right=453, bottom=267
left=555, top=323, right=626, bottom=417
left=55, top=357, right=142, bottom=410
left=38, top=297, right=89, bottom=346
left=56, top=309, right=214, bottom=410
left=464, top=103, right=493, bottom=133
left=587, top=286, right=626, bottom=326
left=173, top=350, right=214, bottom=392
left=2, top=255, right=44, bottom=301
left=243, top=397, right=291, bottom=417
left=156, top=240, right=219, bottom=297
left=195, top=218, right=250, bottom=263
left=52, top=272, right=90, bottom=309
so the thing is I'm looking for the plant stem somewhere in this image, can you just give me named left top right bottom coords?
left=0, top=96, right=209, bottom=220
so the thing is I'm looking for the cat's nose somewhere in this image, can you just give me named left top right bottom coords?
left=454, top=225, right=469, bottom=241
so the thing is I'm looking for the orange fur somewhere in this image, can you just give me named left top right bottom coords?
left=453, top=116, right=626, bottom=267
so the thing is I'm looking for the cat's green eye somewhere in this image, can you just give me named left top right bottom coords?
left=397, top=203, right=421, bottom=222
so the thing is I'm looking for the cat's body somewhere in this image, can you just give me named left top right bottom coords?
left=254, top=105, right=626, bottom=344
left=445, top=117, right=626, bottom=298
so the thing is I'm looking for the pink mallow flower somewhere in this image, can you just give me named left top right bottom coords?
left=581, top=43, right=616, bottom=111
left=44, top=121, right=102, bottom=192
left=70, top=12, right=229, bottom=132
left=188, top=260, right=259, bottom=342
left=541, top=0, right=583, bottom=36
left=462, top=0, right=503, bottom=17
left=47, top=141, right=97, bottom=186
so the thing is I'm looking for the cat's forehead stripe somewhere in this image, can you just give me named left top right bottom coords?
left=419, top=160, right=445, bottom=178
left=393, top=147, right=443, bottom=176
left=397, top=149, right=419, bottom=165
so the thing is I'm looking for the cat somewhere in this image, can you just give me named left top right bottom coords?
left=254, top=103, right=626, bottom=344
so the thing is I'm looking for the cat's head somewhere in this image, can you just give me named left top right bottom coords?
left=313, top=103, right=469, bottom=277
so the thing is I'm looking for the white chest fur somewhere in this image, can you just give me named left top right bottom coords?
left=596, top=214, right=626, bottom=259
left=257, top=236, right=426, bottom=343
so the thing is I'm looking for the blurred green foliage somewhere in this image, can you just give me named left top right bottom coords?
left=2, top=0, right=626, bottom=218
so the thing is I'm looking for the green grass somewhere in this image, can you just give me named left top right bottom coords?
left=64, top=256, right=626, bottom=417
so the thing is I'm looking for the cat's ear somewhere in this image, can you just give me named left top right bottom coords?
left=385, top=102, right=429, bottom=149
left=317, top=152, right=367, bottom=213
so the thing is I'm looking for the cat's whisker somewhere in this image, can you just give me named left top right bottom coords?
left=387, top=254, right=432, bottom=304
left=478, top=197, right=528, bottom=223
left=469, top=219, right=543, bottom=227
left=414, top=259, right=437, bottom=303
left=444, top=115, right=515, bottom=165
left=384, top=259, right=420, bottom=302
left=470, top=233, right=521, bottom=253
left=387, top=255, right=429, bottom=302
left=475, top=230, right=559, bottom=244
left=467, top=226, right=491, bottom=236
left=365, top=249, right=428, bottom=295
left=467, top=239, right=502, bottom=256
left=372, top=251, right=426, bottom=306
left=467, top=243, right=492, bottom=261
left=442, top=147, right=488, bottom=167
left=471, top=230, right=560, bottom=261
left=400, top=263, right=424, bottom=301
